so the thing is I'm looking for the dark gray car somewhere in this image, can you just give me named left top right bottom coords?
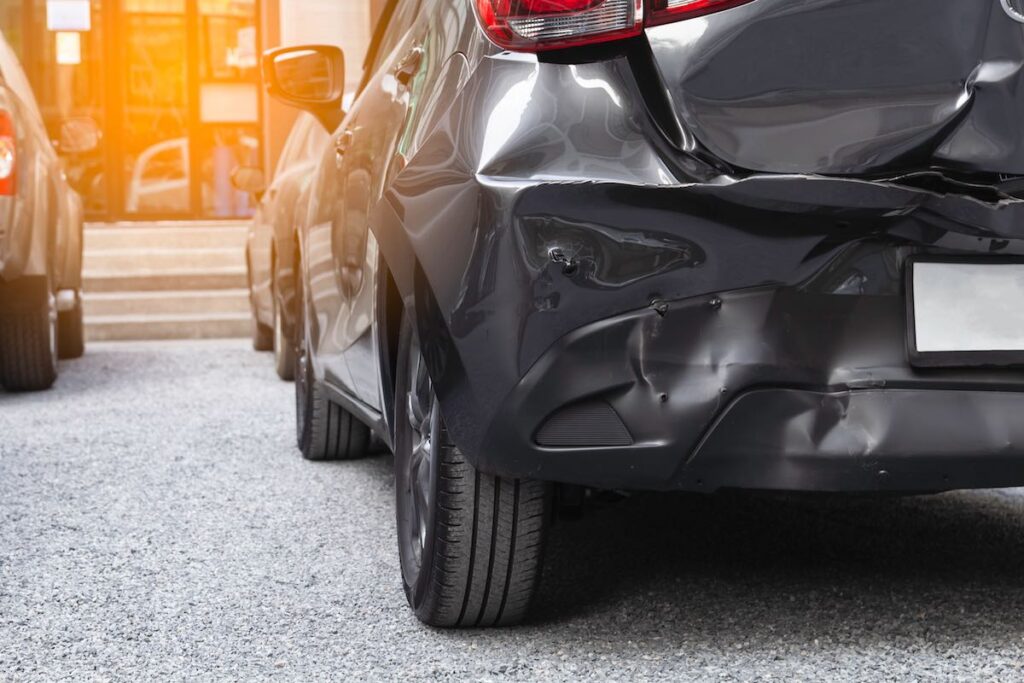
left=264, top=0, right=1024, bottom=626
left=235, top=112, right=328, bottom=380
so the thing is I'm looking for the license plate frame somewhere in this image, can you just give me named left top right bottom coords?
left=906, top=256, right=1024, bottom=368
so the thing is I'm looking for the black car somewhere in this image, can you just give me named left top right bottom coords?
left=264, top=0, right=1024, bottom=626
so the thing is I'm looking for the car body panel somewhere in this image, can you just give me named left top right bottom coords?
left=295, top=0, right=1024, bottom=493
left=247, top=112, right=329, bottom=331
left=648, top=0, right=1024, bottom=176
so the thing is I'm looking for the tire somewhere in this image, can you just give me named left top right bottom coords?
left=272, top=275, right=294, bottom=381
left=0, top=292, right=58, bottom=392
left=394, top=314, right=551, bottom=627
left=248, top=251, right=273, bottom=351
left=252, top=317, right=273, bottom=352
left=293, top=258, right=369, bottom=460
left=57, top=291, right=85, bottom=360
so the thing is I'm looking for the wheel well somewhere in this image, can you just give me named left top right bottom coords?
left=377, top=253, right=404, bottom=447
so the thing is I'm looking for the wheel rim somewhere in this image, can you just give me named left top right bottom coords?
left=398, top=332, right=440, bottom=582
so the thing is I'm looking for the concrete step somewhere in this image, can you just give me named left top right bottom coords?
left=83, top=268, right=248, bottom=293
left=85, top=312, right=252, bottom=341
left=85, top=247, right=243, bottom=273
left=84, top=289, right=250, bottom=317
left=84, top=223, right=249, bottom=251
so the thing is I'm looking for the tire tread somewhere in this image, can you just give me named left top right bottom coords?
left=0, top=306, right=57, bottom=392
left=300, top=381, right=370, bottom=461
left=416, top=436, right=549, bottom=627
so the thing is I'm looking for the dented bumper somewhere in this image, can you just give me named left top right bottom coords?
left=478, top=286, right=1024, bottom=492
left=397, top=174, right=1024, bottom=493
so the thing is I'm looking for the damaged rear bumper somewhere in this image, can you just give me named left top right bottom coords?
left=394, top=174, right=1024, bottom=494
left=478, top=287, right=1024, bottom=493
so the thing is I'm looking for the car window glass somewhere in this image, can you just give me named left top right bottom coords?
left=274, top=115, right=311, bottom=176
left=365, top=0, right=422, bottom=84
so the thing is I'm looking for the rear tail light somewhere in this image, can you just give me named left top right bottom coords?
left=475, top=0, right=643, bottom=51
left=474, top=0, right=753, bottom=51
left=0, top=110, right=15, bottom=196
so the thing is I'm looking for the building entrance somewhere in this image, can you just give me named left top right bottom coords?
left=1, top=0, right=261, bottom=220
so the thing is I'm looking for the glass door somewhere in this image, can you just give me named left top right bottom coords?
left=195, top=0, right=259, bottom=218
left=121, top=0, right=190, bottom=216
left=119, top=0, right=258, bottom=219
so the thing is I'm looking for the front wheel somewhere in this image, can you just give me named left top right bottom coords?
left=395, top=315, right=551, bottom=627
left=293, top=260, right=369, bottom=461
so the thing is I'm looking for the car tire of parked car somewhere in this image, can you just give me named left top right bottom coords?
left=252, top=317, right=273, bottom=352
left=273, top=276, right=294, bottom=381
left=0, top=294, right=58, bottom=392
left=57, top=291, right=85, bottom=360
left=248, top=251, right=274, bottom=352
left=394, top=313, right=551, bottom=627
left=293, top=265, right=369, bottom=460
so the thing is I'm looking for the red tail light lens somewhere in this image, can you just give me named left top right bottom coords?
left=473, top=0, right=754, bottom=51
left=475, top=0, right=644, bottom=51
left=647, top=0, right=755, bottom=25
left=0, top=110, right=15, bottom=196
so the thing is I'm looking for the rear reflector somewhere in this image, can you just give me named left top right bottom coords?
left=474, top=0, right=754, bottom=51
left=0, top=110, right=15, bottom=196
left=475, top=0, right=643, bottom=51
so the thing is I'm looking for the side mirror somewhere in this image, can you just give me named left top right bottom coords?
left=262, top=45, right=345, bottom=132
left=230, top=165, right=266, bottom=198
left=58, top=117, right=100, bottom=154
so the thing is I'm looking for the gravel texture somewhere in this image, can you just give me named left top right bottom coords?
left=3, top=339, right=1024, bottom=681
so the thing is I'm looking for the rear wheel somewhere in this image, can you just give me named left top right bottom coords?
left=395, top=315, right=550, bottom=627
left=57, top=290, right=85, bottom=360
left=293, top=259, right=369, bottom=460
left=0, top=291, right=58, bottom=392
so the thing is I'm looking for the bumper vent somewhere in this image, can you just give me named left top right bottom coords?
left=535, top=400, right=633, bottom=448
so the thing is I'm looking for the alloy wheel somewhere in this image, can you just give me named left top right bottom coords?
left=396, top=330, right=440, bottom=584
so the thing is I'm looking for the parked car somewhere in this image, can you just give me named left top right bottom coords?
left=234, top=112, right=329, bottom=379
left=264, top=0, right=1024, bottom=626
left=0, top=32, right=92, bottom=391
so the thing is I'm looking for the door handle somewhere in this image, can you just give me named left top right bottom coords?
left=336, top=130, right=354, bottom=155
left=334, top=130, right=354, bottom=168
left=394, top=47, right=424, bottom=87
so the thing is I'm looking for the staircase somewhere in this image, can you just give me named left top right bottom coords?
left=83, top=222, right=252, bottom=341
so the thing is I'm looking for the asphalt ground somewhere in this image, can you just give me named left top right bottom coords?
left=3, top=339, right=1024, bottom=681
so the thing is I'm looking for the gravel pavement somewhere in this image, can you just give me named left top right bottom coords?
left=3, top=340, right=1024, bottom=681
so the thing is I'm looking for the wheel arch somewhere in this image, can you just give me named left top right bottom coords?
left=372, top=199, right=470, bottom=455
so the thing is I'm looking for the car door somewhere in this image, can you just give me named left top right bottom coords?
left=308, top=0, right=425, bottom=408
left=251, top=115, right=315, bottom=322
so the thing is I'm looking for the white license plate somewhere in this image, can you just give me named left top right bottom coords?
left=910, top=261, right=1024, bottom=362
